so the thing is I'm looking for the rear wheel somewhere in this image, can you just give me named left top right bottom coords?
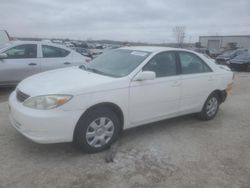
left=74, top=107, right=120, bottom=153
left=197, top=93, right=220, bottom=121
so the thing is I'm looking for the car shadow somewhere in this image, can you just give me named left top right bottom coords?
left=120, top=114, right=204, bottom=141
left=11, top=113, right=207, bottom=159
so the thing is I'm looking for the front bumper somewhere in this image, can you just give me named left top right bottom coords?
left=9, top=91, right=83, bottom=144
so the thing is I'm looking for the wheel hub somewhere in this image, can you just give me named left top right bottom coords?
left=96, top=127, right=105, bottom=136
left=86, top=117, right=115, bottom=148
left=206, top=97, right=218, bottom=117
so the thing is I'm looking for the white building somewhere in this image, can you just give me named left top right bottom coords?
left=199, top=35, right=250, bottom=52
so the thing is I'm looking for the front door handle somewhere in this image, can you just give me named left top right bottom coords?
left=171, top=81, right=181, bottom=87
left=28, top=63, right=37, bottom=66
left=64, top=62, right=71, bottom=65
left=208, top=76, right=214, bottom=81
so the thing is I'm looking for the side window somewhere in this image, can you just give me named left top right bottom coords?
left=4, top=44, right=37, bottom=59
left=42, top=45, right=70, bottom=58
left=143, top=52, right=177, bottom=78
left=179, top=52, right=212, bottom=74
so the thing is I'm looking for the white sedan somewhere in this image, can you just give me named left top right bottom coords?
left=0, top=41, right=89, bottom=86
left=9, top=46, right=233, bottom=153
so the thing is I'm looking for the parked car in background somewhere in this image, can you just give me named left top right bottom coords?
left=0, top=41, right=89, bottom=86
left=0, top=30, right=10, bottom=45
left=192, top=48, right=211, bottom=57
left=228, top=51, right=250, bottom=71
left=9, top=46, right=233, bottom=153
left=216, top=49, right=247, bottom=65
left=71, top=47, right=93, bottom=59
left=89, top=48, right=104, bottom=58
left=208, top=49, right=221, bottom=58
left=64, top=41, right=74, bottom=48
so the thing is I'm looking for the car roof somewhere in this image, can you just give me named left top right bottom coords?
left=120, top=46, right=194, bottom=53
left=3, top=40, right=71, bottom=50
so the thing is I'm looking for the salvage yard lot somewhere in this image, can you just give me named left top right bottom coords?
left=0, top=72, right=250, bottom=188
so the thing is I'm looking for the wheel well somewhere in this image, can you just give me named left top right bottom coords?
left=211, top=89, right=227, bottom=103
left=80, top=102, right=124, bottom=132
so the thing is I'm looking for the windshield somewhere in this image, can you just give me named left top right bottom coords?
left=83, top=49, right=150, bottom=77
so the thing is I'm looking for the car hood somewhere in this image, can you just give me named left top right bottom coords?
left=234, top=56, right=250, bottom=61
left=216, top=55, right=231, bottom=60
left=17, top=66, right=126, bottom=96
left=230, top=58, right=250, bottom=64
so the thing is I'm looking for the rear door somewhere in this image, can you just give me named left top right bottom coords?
left=177, top=51, right=215, bottom=113
left=41, top=45, right=73, bottom=72
left=0, top=44, right=41, bottom=85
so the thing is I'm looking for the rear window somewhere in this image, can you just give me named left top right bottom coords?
left=179, top=52, right=212, bottom=74
left=42, top=45, right=70, bottom=58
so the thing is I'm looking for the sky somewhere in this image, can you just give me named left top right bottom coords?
left=0, top=0, right=250, bottom=43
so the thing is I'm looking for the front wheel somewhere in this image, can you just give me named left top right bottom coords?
left=197, top=93, right=220, bottom=121
left=74, top=107, right=120, bottom=153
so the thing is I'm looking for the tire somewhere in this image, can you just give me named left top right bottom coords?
left=197, top=93, right=220, bottom=121
left=241, top=64, right=248, bottom=71
left=74, top=107, right=120, bottom=153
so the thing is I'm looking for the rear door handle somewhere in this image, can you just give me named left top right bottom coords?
left=63, top=62, right=71, bottom=65
left=28, top=63, right=37, bottom=66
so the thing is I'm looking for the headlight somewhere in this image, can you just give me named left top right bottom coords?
left=23, top=95, right=73, bottom=110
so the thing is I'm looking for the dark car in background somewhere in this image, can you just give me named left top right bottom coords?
left=193, top=48, right=210, bottom=56
left=228, top=52, right=250, bottom=71
left=216, top=49, right=247, bottom=65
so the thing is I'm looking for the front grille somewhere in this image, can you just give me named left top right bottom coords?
left=16, top=89, right=30, bottom=103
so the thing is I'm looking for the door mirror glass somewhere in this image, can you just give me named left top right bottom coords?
left=0, top=53, right=7, bottom=59
left=134, top=71, right=156, bottom=81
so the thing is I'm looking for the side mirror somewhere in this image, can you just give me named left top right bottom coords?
left=0, top=53, right=7, bottom=59
left=134, top=71, right=156, bottom=81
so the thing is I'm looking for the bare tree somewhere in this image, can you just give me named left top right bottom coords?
left=173, top=26, right=186, bottom=47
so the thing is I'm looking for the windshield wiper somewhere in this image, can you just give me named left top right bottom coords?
left=79, top=65, right=116, bottom=77
left=86, top=67, right=109, bottom=76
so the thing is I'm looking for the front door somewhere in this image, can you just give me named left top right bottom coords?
left=129, top=51, right=181, bottom=125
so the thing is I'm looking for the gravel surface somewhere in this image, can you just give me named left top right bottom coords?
left=0, top=72, right=249, bottom=188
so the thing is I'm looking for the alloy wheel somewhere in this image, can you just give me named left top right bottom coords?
left=86, top=117, right=115, bottom=148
